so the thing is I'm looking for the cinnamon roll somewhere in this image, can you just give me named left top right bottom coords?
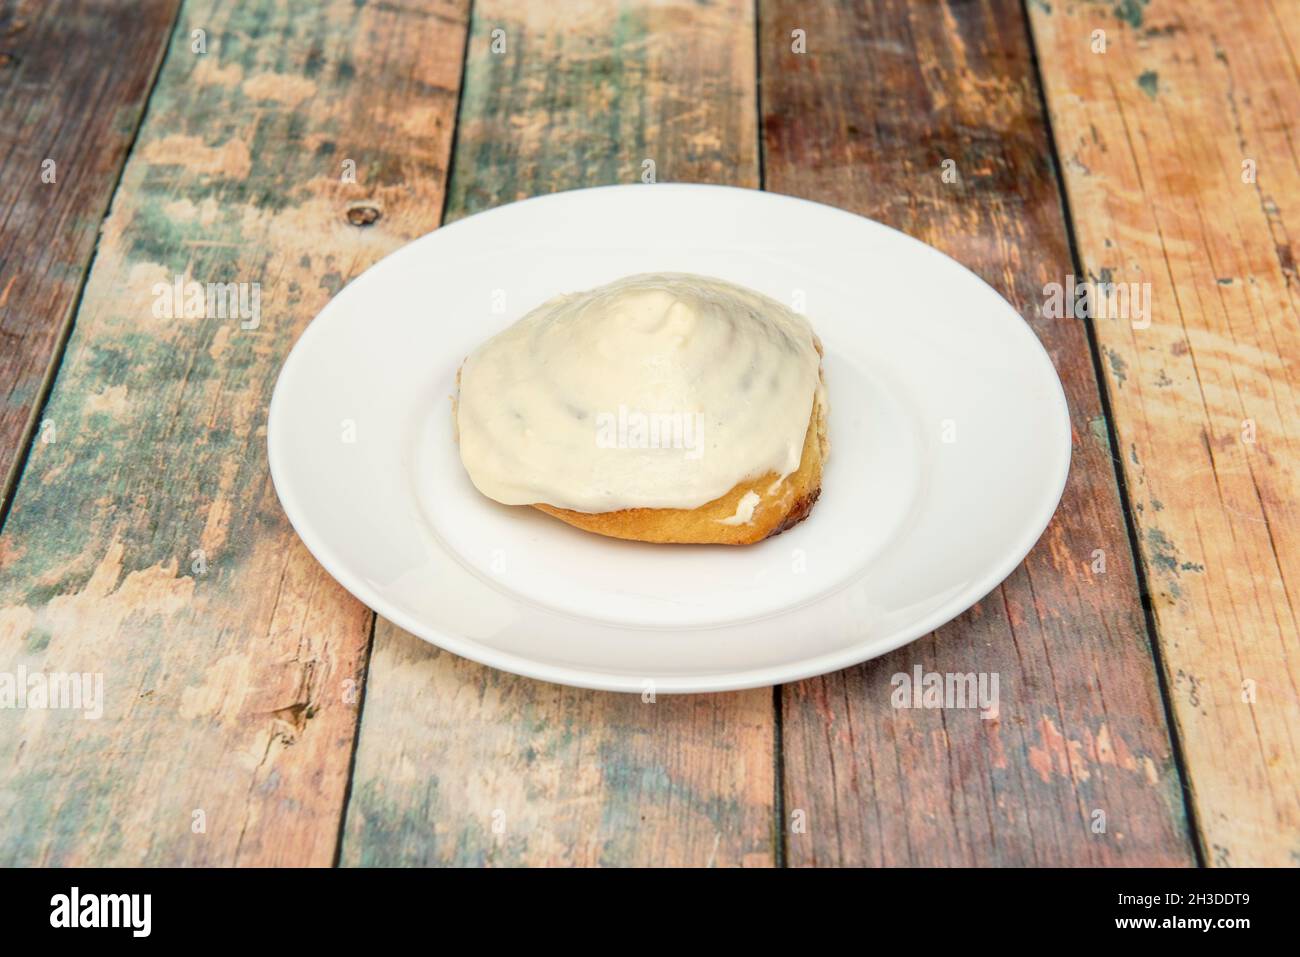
left=455, top=272, right=828, bottom=545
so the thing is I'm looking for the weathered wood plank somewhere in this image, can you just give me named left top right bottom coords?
left=0, top=0, right=179, bottom=511
left=344, top=638, right=775, bottom=866
left=1029, top=0, right=1300, bottom=867
left=341, top=0, right=775, bottom=867
left=0, top=0, right=468, bottom=865
left=762, top=0, right=1195, bottom=865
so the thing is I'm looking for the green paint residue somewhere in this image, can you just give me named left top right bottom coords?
left=1106, top=347, right=1129, bottom=385
left=1114, top=0, right=1150, bottom=29
left=1138, top=70, right=1159, bottom=100
left=1088, top=415, right=1111, bottom=450
left=1146, top=528, right=1180, bottom=575
left=27, top=628, right=52, bottom=653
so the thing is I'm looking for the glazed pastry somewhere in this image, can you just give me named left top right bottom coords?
left=455, top=272, right=828, bottom=544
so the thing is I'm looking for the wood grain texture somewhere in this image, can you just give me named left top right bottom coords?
left=1029, top=0, right=1300, bottom=866
left=445, top=0, right=759, bottom=219
left=762, top=0, right=1195, bottom=865
left=343, top=637, right=775, bottom=866
left=340, top=0, right=776, bottom=867
left=0, top=0, right=179, bottom=511
left=0, top=0, right=468, bottom=865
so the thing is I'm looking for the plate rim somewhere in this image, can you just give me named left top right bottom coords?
left=267, top=182, right=1073, bottom=693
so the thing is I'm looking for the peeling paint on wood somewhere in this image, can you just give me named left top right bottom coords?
left=340, top=0, right=775, bottom=868
left=343, top=635, right=774, bottom=866
left=0, top=0, right=468, bottom=865
left=763, top=0, right=1193, bottom=866
left=0, top=0, right=179, bottom=512
left=1029, top=0, right=1300, bottom=866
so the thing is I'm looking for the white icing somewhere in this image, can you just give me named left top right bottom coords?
left=717, top=490, right=762, bottom=526
left=456, top=272, right=821, bottom=513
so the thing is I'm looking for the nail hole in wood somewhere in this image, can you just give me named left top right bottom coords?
left=346, top=204, right=381, bottom=227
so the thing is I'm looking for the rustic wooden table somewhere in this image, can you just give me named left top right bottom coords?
left=0, top=0, right=1296, bottom=867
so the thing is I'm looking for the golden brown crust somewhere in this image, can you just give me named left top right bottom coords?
left=532, top=387, right=828, bottom=545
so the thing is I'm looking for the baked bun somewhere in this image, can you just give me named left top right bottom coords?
left=533, top=382, right=827, bottom=544
left=455, top=273, right=828, bottom=545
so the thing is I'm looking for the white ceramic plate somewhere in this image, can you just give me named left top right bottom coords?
left=268, top=184, right=1070, bottom=693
